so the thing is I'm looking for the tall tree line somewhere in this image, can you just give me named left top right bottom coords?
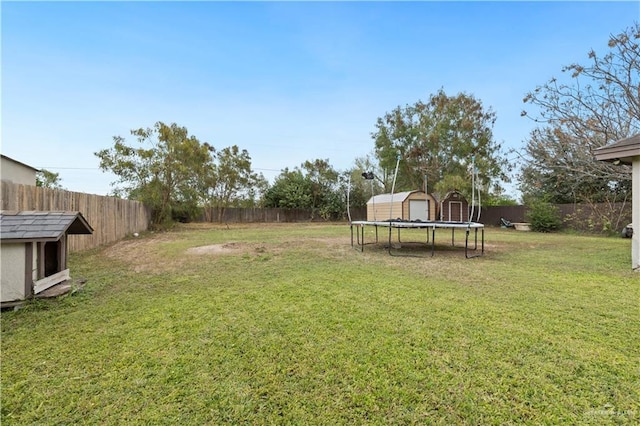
left=95, top=23, right=638, bottom=226
left=96, top=122, right=266, bottom=224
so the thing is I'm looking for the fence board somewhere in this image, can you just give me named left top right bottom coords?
left=1, top=181, right=151, bottom=252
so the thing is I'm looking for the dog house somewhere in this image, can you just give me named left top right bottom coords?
left=440, top=190, right=469, bottom=222
left=366, top=190, right=438, bottom=222
left=1, top=211, right=93, bottom=305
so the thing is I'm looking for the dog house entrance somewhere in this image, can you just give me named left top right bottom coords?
left=44, top=241, right=61, bottom=277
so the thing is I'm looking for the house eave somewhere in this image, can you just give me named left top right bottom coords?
left=593, top=134, right=640, bottom=164
left=593, top=149, right=640, bottom=164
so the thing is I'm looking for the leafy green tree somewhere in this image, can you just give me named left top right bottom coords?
left=96, top=122, right=213, bottom=224
left=263, top=168, right=314, bottom=209
left=301, top=159, right=339, bottom=213
left=263, top=159, right=346, bottom=219
left=348, top=154, right=386, bottom=206
left=36, top=169, right=64, bottom=189
left=372, top=89, right=510, bottom=199
left=204, top=145, right=267, bottom=220
left=520, top=23, right=638, bottom=205
left=483, top=193, right=519, bottom=207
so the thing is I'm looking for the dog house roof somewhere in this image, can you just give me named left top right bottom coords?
left=0, top=211, right=93, bottom=242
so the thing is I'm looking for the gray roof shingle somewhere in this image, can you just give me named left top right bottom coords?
left=0, top=211, right=93, bottom=241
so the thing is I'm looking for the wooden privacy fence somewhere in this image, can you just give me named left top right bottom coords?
left=1, top=181, right=151, bottom=252
left=203, top=207, right=325, bottom=223
left=202, top=207, right=368, bottom=223
left=481, top=203, right=632, bottom=233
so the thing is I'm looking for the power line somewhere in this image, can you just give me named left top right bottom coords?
left=253, top=168, right=282, bottom=172
left=39, top=167, right=101, bottom=170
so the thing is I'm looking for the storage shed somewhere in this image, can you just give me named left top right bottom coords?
left=366, top=191, right=437, bottom=222
left=1, top=211, right=93, bottom=305
left=439, top=190, right=469, bottom=222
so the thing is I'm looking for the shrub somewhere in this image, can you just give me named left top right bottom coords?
left=526, top=201, right=562, bottom=232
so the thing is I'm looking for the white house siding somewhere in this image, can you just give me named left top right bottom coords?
left=0, top=156, right=37, bottom=186
left=633, top=159, right=639, bottom=270
left=1, top=243, right=27, bottom=302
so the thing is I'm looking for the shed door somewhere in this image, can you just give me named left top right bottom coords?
left=409, top=200, right=428, bottom=221
left=449, top=201, right=463, bottom=221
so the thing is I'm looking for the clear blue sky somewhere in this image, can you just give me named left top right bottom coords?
left=2, top=1, right=639, bottom=197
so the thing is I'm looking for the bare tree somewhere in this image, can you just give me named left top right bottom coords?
left=519, top=22, right=638, bottom=209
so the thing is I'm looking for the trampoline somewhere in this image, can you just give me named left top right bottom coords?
left=347, top=154, right=485, bottom=259
left=349, top=219, right=484, bottom=258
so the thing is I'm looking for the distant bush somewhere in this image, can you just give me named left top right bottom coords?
left=526, top=201, right=562, bottom=232
left=483, top=194, right=519, bottom=206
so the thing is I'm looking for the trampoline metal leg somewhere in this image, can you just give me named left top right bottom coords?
left=350, top=225, right=354, bottom=247
left=431, top=227, right=435, bottom=257
left=465, top=228, right=485, bottom=258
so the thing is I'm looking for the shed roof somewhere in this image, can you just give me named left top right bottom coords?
left=367, top=191, right=425, bottom=204
left=441, top=190, right=467, bottom=201
left=0, top=211, right=93, bottom=242
left=593, top=134, right=640, bottom=164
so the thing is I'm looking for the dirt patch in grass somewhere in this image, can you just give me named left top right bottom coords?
left=100, top=225, right=506, bottom=275
left=102, top=233, right=174, bottom=259
left=103, top=235, right=276, bottom=272
left=101, top=232, right=188, bottom=272
left=186, top=242, right=245, bottom=255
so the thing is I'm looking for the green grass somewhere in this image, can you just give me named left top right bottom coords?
left=2, top=223, right=638, bottom=424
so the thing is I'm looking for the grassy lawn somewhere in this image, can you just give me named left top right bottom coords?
left=1, top=223, right=638, bottom=424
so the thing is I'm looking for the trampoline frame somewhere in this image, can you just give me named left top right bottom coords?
left=350, top=220, right=484, bottom=258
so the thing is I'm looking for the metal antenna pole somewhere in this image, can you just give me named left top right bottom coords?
left=476, top=175, right=482, bottom=222
left=346, top=175, right=352, bottom=223
left=371, top=179, right=376, bottom=221
left=389, top=153, right=401, bottom=220
left=424, top=173, right=428, bottom=220
left=470, top=156, right=475, bottom=223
